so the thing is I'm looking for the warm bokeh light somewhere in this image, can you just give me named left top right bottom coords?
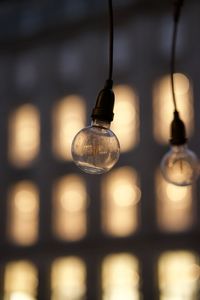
left=112, top=85, right=139, bottom=152
left=156, top=170, right=193, bottom=232
left=51, top=256, right=86, bottom=300
left=158, top=251, right=200, bottom=299
left=102, top=167, right=141, bottom=237
left=52, top=95, right=86, bottom=160
left=102, top=253, right=140, bottom=300
left=4, top=260, right=38, bottom=300
left=8, top=104, right=40, bottom=167
left=53, top=174, right=87, bottom=241
left=153, top=73, right=193, bottom=144
left=7, top=181, right=39, bottom=245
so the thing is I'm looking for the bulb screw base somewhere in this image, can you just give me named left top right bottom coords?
left=91, top=79, right=115, bottom=122
left=170, top=110, right=187, bottom=145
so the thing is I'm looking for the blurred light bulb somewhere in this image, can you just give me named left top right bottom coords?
left=161, top=144, right=199, bottom=186
left=71, top=119, right=120, bottom=174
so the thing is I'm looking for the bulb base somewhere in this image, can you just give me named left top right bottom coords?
left=170, top=111, right=187, bottom=145
left=91, top=80, right=115, bottom=122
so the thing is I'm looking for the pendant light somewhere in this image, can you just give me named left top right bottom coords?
left=160, top=0, right=199, bottom=186
left=71, top=0, right=120, bottom=175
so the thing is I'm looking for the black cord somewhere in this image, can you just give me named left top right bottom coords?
left=170, top=17, right=178, bottom=111
left=91, top=0, right=115, bottom=122
left=170, top=0, right=184, bottom=112
left=108, top=0, right=113, bottom=82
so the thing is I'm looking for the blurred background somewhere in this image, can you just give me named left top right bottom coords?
left=0, top=0, right=200, bottom=299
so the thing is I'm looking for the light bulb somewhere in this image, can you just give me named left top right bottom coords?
left=161, top=144, right=199, bottom=186
left=71, top=119, right=120, bottom=174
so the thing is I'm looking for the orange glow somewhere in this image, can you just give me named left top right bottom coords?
left=53, top=175, right=87, bottom=241
left=4, top=260, right=38, bottom=299
left=102, top=253, right=140, bottom=300
left=156, top=170, right=193, bottom=231
left=52, top=95, right=86, bottom=160
left=102, top=167, right=141, bottom=237
left=51, top=257, right=86, bottom=300
left=7, top=181, right=39, bottom=246
left=158, top=251, right=200, bottom=299
left=153, top=73, right=193, bottom=144
left=112, top=85, right=139, bottom=152
left=8, top=104, right=40, bottom=167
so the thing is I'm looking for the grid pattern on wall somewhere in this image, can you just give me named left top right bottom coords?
left=0, top=1, right=200, bottom=299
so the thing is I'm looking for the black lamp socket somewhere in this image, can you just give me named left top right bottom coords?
left=170, top=110, right=187, bottom=145
left=91, top=80, right=115, bottom=123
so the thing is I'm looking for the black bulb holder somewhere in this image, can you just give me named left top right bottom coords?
left=170, top=110, right=187, bottom=145
left=91, top=79, right=115, bottom=123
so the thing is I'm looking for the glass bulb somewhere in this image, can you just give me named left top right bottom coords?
left=161, top=144, right=199, bottom=186
left=71, top=119, right=120, bottom=174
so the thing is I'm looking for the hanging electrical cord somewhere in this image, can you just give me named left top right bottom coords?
left=169, top=0, right=186, bottom=146
left=108, top=0, right=114, bottom=82
left=71, top=0, right=120, bottom=175
left=160, top=0, right=199, bottom=186
left=170, top=0, right=184, bottom=112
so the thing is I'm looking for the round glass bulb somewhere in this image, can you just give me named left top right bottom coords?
left=71, top=119, right=120, bottom=174
left=161, top=144, right=199, bottom=186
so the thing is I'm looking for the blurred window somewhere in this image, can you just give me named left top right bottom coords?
left=4, top=260, right=38, bottom=300
left=7, top=181, right=39, bottom=246
left=52, top=175, right=87, bottom=241
left=52, top=95, right=86, bottom=160
left=8, top=104, right=40, bottom=167
left=112, top=85, right=139, bottom=152
left=102, top=167, right=141, bottom=237
left=51, top=256, right=86, bottom=300
left=158, top=251, right=200, bottom=299
left=156, top=170, right=194, bottom=232
left=102, top=253, right=141, bottom=300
